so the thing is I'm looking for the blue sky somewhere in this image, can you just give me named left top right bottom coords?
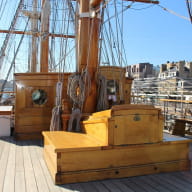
left=122, top=0, right=192, bottom=66
left=0, top=0, right=192, bottom=78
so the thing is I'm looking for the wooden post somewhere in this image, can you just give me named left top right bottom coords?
left=77, top=0, right=100, bottom=113
left=40, top=0, right=50, bottom=72
left=31, top=0, right=38, bottom=72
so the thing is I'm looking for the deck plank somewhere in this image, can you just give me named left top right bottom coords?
left=59, top=185, right=74, bottom=192
left=35, top=142, right=64, bottom=192
left=0, top=138, right=10, bottom=192
left=134, top=175, right=171, bottom=192
left=0, top=138, right=5, bottom=159
left=120, top=178, right=149, bottom=192
left=15, top=140, right=26, bottom=192
left=28, top=141, right=50, bottom=192
left=162, top=172, right=192, bottom=191
left=157, top=173, right=192, bottom=192
left=76, top=182, right=99, bottom=192
left=148, top=174, right=186, bottom=192
left=86, top=181, right=110, bottom=192
left=3, top=137, right=16, bottom=192
left=102, top=180, right=127, bottom=192
left=69, top=183, right=86, bottom=192
left=107, top=179, right=135, bottom=192
left=23, top=141, right=39, bottom=192
left=129, top=176, right=160, bottom=192
left=174, top=171, right=192, bottom=183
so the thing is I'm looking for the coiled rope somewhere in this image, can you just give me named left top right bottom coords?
left=67, top=70, right=91, bottom=132
left=67, top=69, right=91, bottom=110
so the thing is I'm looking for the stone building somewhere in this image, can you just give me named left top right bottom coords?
left=126, top=63, right=153, bottom=79
left=158, top=61, right=192, bottom=95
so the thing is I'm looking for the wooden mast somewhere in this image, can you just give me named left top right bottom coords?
left=31, top=0, right=38, bottom=72
left=40, top=0, right=50, bottom=72
left=77, top=0, right=101, bottom=113
left=77, top=0, right=159, bottom=113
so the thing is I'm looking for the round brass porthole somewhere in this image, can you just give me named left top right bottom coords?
left=32, top=89, right=47, bottom=105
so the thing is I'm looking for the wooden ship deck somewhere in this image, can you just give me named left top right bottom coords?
left=0, top=134, right=192, bottom=192
left=1, top=0, right=192, bottom=190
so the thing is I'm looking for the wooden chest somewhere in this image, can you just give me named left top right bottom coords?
left=82, top=104, right=164, bottom=145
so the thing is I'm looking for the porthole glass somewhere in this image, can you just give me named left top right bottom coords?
left=32, top=89, right=47, bottom=105
left=107, top=80, right=119, bottom=95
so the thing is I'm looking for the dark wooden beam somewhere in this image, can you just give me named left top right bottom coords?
left=0, top=30, right=75, bottom=38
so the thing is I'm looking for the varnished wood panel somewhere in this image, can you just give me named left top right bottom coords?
left=113, top=113, right=163, bottom=145
left=42, top=131, right=104, bottom=152
left=55, top=160, right=190, bottom=184
left=82, top=117, right=109, bottom=145
left=99, top=66, right=133, bottom=104
left=15, top=116, right=51, bottom=126
left=16, top=123, right=50, bottom=134
left=14, top=73, right=71, bottom=140
left=15, top=133, right=43, bottom=140
left=58, top=142, right=189, bottom=172
left=83, top=104, right=164, bottom=145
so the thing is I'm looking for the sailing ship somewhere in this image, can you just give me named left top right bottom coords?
left=0, top=0, right=192, bottom=184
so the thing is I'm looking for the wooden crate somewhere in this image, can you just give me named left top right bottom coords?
left=43, top=131, right=191, bottom=184
left=82, top=104, right=164, bottom=145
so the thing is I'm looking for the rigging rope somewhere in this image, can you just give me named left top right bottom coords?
left=186, top=0, right=192, bottom=23
left=0, top=18, right=30, bottom=92
left=157, top=4, right=190, bottom=22
left=0, top=0, right=7, bottom=19
left=50, top=0, right=74, bottom=131
left=0, top=0, right=24, bottom=72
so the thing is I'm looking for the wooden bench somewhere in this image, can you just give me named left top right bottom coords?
left=172, top=118, right=192, bottom=136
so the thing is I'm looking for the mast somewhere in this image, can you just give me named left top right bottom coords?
left=77, top=0, right=101, bottom=113
left=31, top=0, right=39, bottom=72
left=77, top=0, right=159, bottom=113
left=40, top=0, right=50, bottom=72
